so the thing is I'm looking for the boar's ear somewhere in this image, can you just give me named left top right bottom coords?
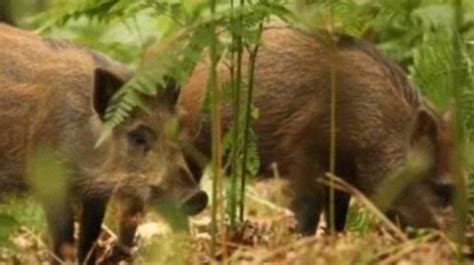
left=411, top=108, right=438, bottom=144
left=93, top=68, right=125, bottom=120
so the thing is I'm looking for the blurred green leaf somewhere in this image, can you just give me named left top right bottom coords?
left=0, top=214, right=17, bottom=247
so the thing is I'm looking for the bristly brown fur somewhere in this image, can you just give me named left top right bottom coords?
left=0, top=23, right=131, bottom=195
left=0, top=24, right=207, bottom=264
left=43, top=37, right=132, bottom=80
left=179, top=26, right=458, bottom=234
left=335, top=34, right=424, bottom=109
left=290, top=27, right=425, bottom=110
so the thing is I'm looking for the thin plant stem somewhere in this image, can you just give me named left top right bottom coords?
left=239, top=23, right=263, bottom=222
left=327, top=0, right=337, bottom=234
left=209, top=0, right=222, bottom=256
left=452, top=0, right=468, bottom=258
left=229, top=0, right=244, bottom=228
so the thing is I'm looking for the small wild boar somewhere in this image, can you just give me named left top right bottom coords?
left=0, top=24, right=207, bottom=264
left=178, top=27, right=460, bottom=235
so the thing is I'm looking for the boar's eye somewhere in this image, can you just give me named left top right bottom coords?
left=431, top=182, right=454, bottom=207
left=128, top=125, right=156, bottom=153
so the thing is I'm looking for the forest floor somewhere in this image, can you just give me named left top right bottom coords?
left=1, top=179, right=474, bottom=265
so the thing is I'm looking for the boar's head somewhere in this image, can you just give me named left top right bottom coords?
left=386, top=106, right=466, bottom=231
left=92, top=69, right=208, bottom=218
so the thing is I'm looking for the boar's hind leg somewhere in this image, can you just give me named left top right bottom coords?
left=288, top=160, right=326, bottom=236
left=43, top=200, right=75, bottom=264
left=77, top=197, right=108, bottom=265
left=324, top=189, right=351, bottom=232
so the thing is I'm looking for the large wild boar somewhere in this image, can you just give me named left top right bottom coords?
left=0, top=24, right=207, bottom=264
left=178, top=26, right=459, bottom=235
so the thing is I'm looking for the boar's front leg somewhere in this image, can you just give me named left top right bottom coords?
left=77, top=197, right=108, bottom=265
left=104, top=196, right=144, bottom=264
left=118, top=196, right=144, bottom=248
left=43, top=199, right=75, bottom=265
left=288, top=159, right=325, bottom=236
left=324, top=189, right=351, bottom=232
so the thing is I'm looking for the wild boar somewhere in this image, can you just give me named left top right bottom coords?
left=0, top=23, right=207, bottom=264
left=178, top=26, right=460, bottom=235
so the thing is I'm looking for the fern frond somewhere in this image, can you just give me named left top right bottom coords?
left=100, top=1, right=294, bottom=135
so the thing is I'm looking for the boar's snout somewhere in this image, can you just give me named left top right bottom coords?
left=148, top=167, right=208, bottom=217
left=180, top=190, right=208, bottom=216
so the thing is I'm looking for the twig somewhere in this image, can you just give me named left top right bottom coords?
left=22, top=226, right=65, bottom=265
left=201, top=237, right=253, bottom=250
left=246, top=191, right=291, bottom=215
left=322, top=173, right=408, bottom=242
left=83, top=241, right=99, bottom=265
left=377, top=232, right=440, bottom=265
left=83, top=224, right=119, bottom=264
left=438, top=231, right=461, bottom=253
left=101, top=224, right=118, bottom=240
left=223, top=247, right=246, bottom=265
left=255, top=235, right=319, bottom=263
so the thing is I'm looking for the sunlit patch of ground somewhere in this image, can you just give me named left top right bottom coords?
left=1, top=179, right=473, bottom=265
